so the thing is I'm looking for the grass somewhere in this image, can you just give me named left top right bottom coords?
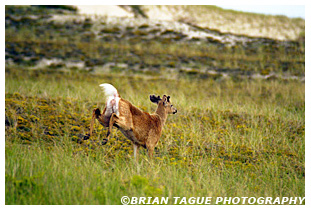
left=5, top=5, right=304, bottom=205
left=5, top=68, right=304, bottom=204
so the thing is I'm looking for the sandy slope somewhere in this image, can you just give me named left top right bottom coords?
left=75, top=5, right=133, bottom=18
left=75, top=5, right=304, bottom=40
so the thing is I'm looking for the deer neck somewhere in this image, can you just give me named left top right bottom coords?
left=156, top=105, right=168, bottom=126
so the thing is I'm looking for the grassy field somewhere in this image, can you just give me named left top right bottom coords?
left=5, top=68, right=305, bottom=204
left=5, top=6, right=305, bottom=205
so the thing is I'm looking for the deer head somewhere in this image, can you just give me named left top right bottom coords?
left=150, top=94, right=177, bottom=114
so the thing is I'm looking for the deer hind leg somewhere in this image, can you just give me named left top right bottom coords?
left=90, top=108, right=101, bottom=136
left=103, top=113, right=118, bottom=143
left=104, top=113, right=134, bottom=143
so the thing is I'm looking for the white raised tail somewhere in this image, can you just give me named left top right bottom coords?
left=99, top=83, right=120, bottom=116
left=89, top=83, right=120, bottom=136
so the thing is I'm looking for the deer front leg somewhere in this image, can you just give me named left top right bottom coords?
left=146, top=134, right=161, bottom=159
left=133, top=143, right=140, bottom=161
left=148, top=147, right=154, bottom=159
left=146, top=139, right=157, bottom=159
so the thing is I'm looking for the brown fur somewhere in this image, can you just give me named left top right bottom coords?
left=90, top=94, right=177, bottom=160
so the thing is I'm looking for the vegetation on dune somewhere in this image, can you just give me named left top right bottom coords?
left=5, top=6, right=304, bottom=205
left=5, top=5, right=305, bottom=78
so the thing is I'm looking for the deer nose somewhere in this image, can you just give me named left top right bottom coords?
left=173, top=110, right=177, bottom=114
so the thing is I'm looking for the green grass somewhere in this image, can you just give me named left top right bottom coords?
left=5, top=5, right=304, bottom=205
left=5, top=68, right=304, bottom=204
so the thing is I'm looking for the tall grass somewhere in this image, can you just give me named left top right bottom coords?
left=5, top=5, right=305, bottom=205
left=5, top=69, right=304, bottom=204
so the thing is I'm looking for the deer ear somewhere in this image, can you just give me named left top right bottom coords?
left=167, top=95, right=170, bottom=102
left=162, top=95, right=168, bottom=105
left=150, top=94, right=161, bottom=104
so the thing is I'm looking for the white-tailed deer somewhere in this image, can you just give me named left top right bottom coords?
left=89, top=83, right=177, bottom=160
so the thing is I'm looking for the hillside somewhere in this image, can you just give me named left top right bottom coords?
left=5, top=5, right=305, bottom=81
left=77, top=5, right=305, bottom=41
